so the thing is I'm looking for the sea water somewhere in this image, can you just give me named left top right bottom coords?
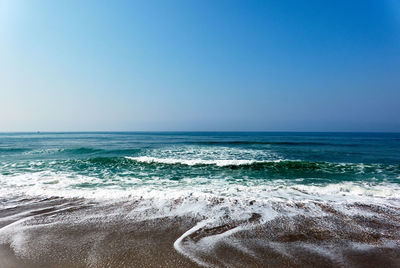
left=1, top=132, right=400, bottom=266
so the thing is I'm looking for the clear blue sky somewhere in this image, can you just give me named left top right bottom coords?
left=1, top=0, right=399, bottom=131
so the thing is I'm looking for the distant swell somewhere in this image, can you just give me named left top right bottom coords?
left=0, top=148, right=29, bottom=153
left=189, top=141, right=361, bottom=146
left=63, top=148, right=140, bottom=155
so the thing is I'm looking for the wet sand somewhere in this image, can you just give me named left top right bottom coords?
left=1, top=197, right=400, bottom=268
left=0, top=219, right=198, bottom=268
left=0, top=198, right=199, bottom=267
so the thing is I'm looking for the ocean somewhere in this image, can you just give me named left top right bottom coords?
left=1, top=132, right=400, bottom=267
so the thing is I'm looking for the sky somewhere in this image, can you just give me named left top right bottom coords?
left=1, top=0, right=399, bottom=132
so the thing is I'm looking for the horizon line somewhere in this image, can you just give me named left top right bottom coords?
left=1, top=130, right=399, bottom=134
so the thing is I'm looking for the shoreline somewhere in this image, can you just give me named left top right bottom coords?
left=1, top=197, right=400, bottom=267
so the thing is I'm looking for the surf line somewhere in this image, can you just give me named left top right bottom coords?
left=173, top=218, right=247, bottom=267
left=173, top=219, right=213, bottom=267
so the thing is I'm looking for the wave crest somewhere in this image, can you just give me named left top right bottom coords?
left=125, top=156, right=277, bottom=167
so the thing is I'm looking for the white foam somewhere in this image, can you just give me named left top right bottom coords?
left=173, top=219, right=211, bottom=267
left=125, top=156, right=275, bottom=166
left=124, top=144, right=282, bottom=166
left=1, top=171, right=400, bottom=234
left=1, top=171, right=400, bottom=207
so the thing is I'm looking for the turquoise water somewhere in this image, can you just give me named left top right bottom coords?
left=1, top=132, right=399, bottom=202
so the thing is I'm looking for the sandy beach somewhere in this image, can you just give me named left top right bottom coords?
left=1, top=196, right=400, bottom=268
